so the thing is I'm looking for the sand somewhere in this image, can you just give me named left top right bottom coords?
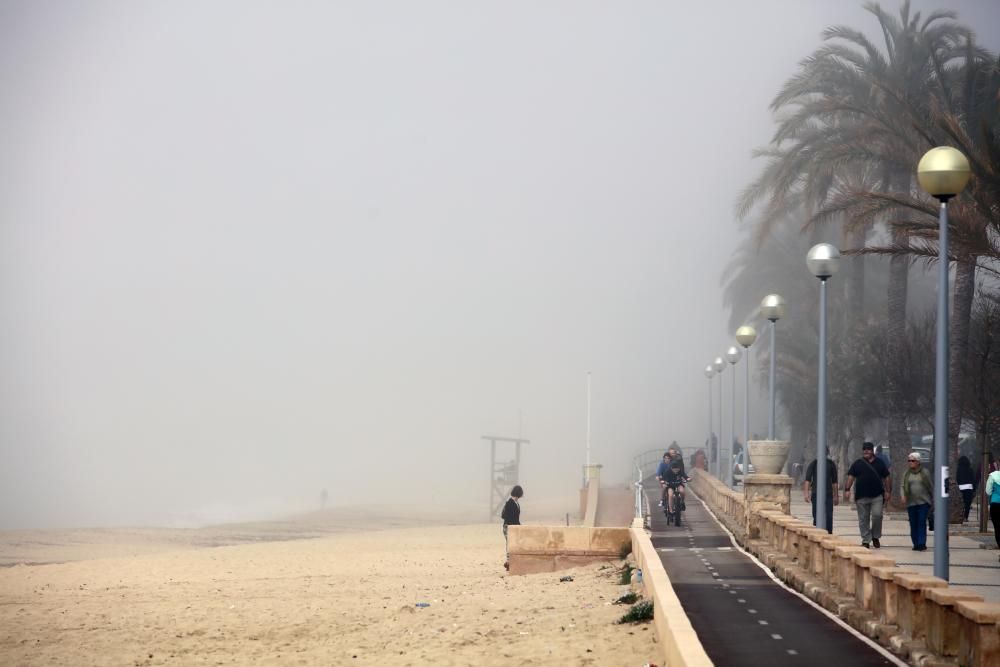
left=0, top=512, right=657, bottom=666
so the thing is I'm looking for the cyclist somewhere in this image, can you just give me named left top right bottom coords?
left=657, top=448, right=689, bottom=513
left=655, top=451, right=672, bottom=507
left=663, top=456, right=689, bottom=515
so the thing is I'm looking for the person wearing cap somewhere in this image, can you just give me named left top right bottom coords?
left=843, top=441, right=891, bottom=548
left=900, top=452, right=932, bottom=551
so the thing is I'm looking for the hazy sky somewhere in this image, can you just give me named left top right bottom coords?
left=2, top=1, right=998, bottom=529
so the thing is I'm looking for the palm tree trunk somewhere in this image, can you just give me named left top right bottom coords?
left=847, top=225, right=868, bottom=317
left=847, top=224, right=868, bottom=467
left=886, top=240, right=911, bottom=507
left=947, top=257, right=977, bottom=522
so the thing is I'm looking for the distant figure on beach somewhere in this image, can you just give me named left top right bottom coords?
left=501, top=485, right=523, bottom=571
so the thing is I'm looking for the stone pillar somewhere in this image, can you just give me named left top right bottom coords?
left=742, top=473, right=793, bottom=540
left=579, top=464, right=603, bottom=519
left=584, top=463, right=603, bottom=482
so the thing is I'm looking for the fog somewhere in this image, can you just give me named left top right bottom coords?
left=2, top=1, right=998, bottom=529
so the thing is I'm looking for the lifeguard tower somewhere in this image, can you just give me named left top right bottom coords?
left=482, top=435, right=529, bottom=521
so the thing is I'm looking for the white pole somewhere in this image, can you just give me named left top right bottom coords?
left=586, top=372, right=592, bottom=467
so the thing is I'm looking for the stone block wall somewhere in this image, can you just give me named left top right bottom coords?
left=506, top=525, right=629, bottom=575
left=690, top=469, right=1000, bottom=666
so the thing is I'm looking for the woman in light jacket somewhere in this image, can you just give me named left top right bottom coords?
left=900, top=452, right=933, bottom=551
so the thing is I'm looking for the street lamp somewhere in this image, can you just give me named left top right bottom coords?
left=761, top=294, right=786, bottom=440
left=725, top=345, right=742, bottom=487
left=713, top=356, right=725, bottom=478
left=704, top=364, right=716, bottom=474
left=807, top=243, right=841, bottom=532
left=735, top=325, right=757, bottom=480
left=918, top=146, right=971, bottom=581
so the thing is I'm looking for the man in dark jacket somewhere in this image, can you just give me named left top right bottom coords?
left=803, top=457, right=839, bottom=533
left=501, top=485, right=523, bottom=570
left=844, top=442, right=891, bottom=548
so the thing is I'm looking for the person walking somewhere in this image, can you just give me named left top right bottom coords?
left=843, top=442, right=891, bottom=548
left=501, top=485, right=523, bottom=571
left=803, top=456, right=838, bottom=533
left=956, top=456, right=975, bottom=522
left=986, top=466, right=1000, bottom=560
left=875, top=444, right=890, bottom=469
left=901, top=452, right=933, bottom=551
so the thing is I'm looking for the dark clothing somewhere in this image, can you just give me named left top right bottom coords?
left=992, top=503, right=1000, bottom=549
left=658, top=457, right=687, bottom=485
left=811, top=498, right=834, bottom=534
left=847, top=456, right=890, bottom=499
left=501, top=498, right=520, bottom=526
left=957, top=464, right=975, bottom=521
left=957, top=466, right=975, bottom=486
left=961, top=490, right=974, bottom=521
left=805, top=458, right=838, bottom=499
left=907, top=503, right=930, bottom=549
left=663, top=466, right=687, bottom=487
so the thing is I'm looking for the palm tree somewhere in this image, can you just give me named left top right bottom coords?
left=818, top=44, right=1000, bottom=518
left=736, top=1, right=975, bottom=494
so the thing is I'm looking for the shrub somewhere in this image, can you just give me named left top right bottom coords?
left=613, top=591, right=639, bottom=605
left=617, top=600, right=654, bottom=624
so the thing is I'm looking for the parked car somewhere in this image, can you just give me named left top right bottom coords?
left=917, top=432, right=977, bottom=466
left=733, top=451, right=755, bottom=481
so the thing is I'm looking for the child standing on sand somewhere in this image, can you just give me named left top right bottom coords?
left=501, top=485, right=523, bottom=571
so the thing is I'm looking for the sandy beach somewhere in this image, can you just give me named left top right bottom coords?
left=0, top=508, right=657, bottom=666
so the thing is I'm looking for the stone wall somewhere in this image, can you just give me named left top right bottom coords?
left=691, top=469, right=1000, bottom=666
left=506, top=525, right=629, bottom=575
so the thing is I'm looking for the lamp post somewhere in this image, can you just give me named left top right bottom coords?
left=735, top=326, right=757, bottom=479
left=807, top=243, right=841, bottom=532
left=918, top=146, right=971, bottom=581
left=725, top=346, right=742, bottom=487
left=713, top=357, right=725, bottom=478
left=761, top=294, right=786, bottom=440
left=704, top=364, right=715, bottom=473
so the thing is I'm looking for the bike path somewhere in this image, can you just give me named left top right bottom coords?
left=645, top=482, right=899, bottom=666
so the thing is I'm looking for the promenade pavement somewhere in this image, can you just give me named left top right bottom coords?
left=646, top=483, right=900, bottom=666
left=787, top=494, right=1000, bottom=600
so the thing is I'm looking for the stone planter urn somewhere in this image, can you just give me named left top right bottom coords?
left=747, top=440, right=790, bottom=475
